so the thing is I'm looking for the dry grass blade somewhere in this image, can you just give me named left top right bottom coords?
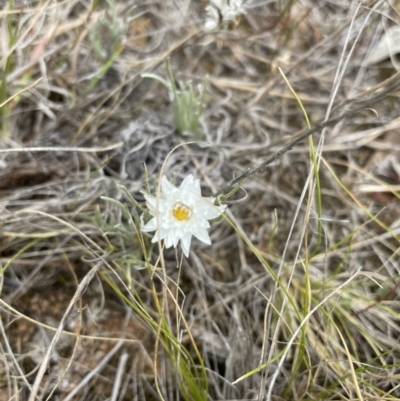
left=2, top=0, right=400, bottom=400
left=28, top=264, right=99, bottom=401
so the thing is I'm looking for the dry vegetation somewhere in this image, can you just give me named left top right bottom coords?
left=2, top=0, right=400, bottom=400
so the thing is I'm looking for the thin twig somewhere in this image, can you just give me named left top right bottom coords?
left=110, top=352, right=129, bottom=401
left=0, top=143, right=123, bottom=153
left=28, top=264, right=100, bottom=401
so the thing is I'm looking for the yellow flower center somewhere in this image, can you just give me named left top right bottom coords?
left=172, top=202, right=191, bottom=221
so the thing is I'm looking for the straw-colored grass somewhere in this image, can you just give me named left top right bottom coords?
left=1, top=0, right=400, bottom=400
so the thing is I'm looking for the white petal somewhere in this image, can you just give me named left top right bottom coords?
left=143, top=193, right=158, bottom=212
left=158, top=227, right=169, bottom=240
left=205, top=17, right=218, bottom=31
left=180, top=235, right=192, bottom=257
left=142, top=218, right=157, bottom=232
left=192, top=178, right=201, bottom=195
left=190, top=213, right=210, bottom=228
left=165, top=231, right=174, bottom=248
left=150, top=233, right=158, bottom=243
left=161, top=175, right=177, bottom=196
left=179, top=174, right=194, bottom=191
left=199, top=198, right=226, bottom=220
left=171, top=228, right=181, bottom=247
left=203, top=207, right=221, bottom=220
left=181, top=176, right=202, bottom=203
left=194, top=228, right=211, bottom=245
left=151, top=232, right=159, bottom=243
left=150, top=227, right=169, bottom=243
left=217, top=205, right=227, bottom=216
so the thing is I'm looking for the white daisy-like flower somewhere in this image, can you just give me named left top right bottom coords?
left=141, top=174, right=226, bottom=257
left=204, top=0, right=246, bottom=32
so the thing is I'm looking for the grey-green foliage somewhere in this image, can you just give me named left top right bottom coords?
left=95, top=196, right=144, bottom=271
left=86, top=1, right=135, bottom=92
left=142, top=58, right=208, bottom=138
left=89, top=0, right=132, bottom=60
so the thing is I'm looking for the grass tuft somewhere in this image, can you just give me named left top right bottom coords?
left=1, top=1, right=400, bottom=400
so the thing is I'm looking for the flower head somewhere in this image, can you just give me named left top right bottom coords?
left=142, top=175, right=226, bottom=257
left=204, top=0, right=246, bottom=32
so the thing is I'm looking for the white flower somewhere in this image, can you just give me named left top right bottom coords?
left=142, top=175, right=226, bottom=257
left=204, top=5, right=220, bottom=32
left=204, top=0, right=246, bottom=32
